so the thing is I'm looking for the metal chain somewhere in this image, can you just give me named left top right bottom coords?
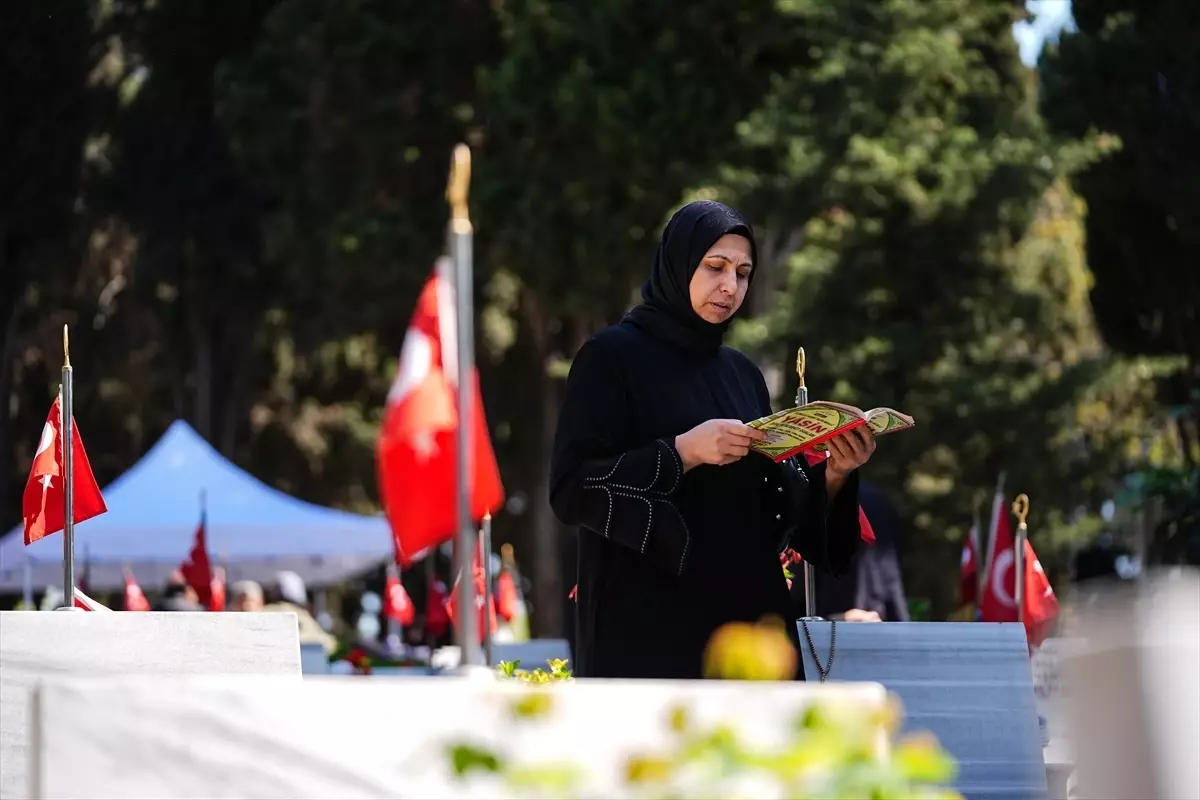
left=801, top=619, right=836, bottom=682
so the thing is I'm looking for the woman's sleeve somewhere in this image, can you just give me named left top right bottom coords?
left=549, top=337, right=691, bottom=577
left=782, top=457, right=861, bottom=578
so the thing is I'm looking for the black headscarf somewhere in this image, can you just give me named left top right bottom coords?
left=623, top=200, right=758, bottom=354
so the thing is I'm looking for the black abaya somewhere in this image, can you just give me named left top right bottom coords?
left=549, top=201, right=862, bottom=680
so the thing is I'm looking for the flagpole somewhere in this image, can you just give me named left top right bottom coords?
left=982, top=471, right=1007, bottom=581
left=1012, top=494, right=1029, bottom=625
left=447, top=143, right=483, bottom=668
left=386, top=561, right=403, bottom=651
left=972, top=502, right=984, bottom=618
left=794, top=347, right=819, bottom=620
left=480, top=512, right=494, bottom=665
left=22, top=548, right=33, bottom=608
left=59, top=325, right=77, bottom=610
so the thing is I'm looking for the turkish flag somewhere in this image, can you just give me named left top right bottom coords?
left=22, top=394, right=108, bottom=545
left=73, top=586, right=111, bottom=611
left=426, top=577, right=451, bottom=639
left=445, top=540, right=497, bottom=643
left=179, top=511, right=213, bottom=609
left=802, top=451, right=875, bottom=544
left=376, top=262, right=505, bottom=566
left=979, top=507, right=1060, bottom=647
left=209, top=566, right=226, bottom=612
left=495, top=569, right=519, bottom=622
left=384, top=572, right=415, bottom=625
left=960, top=524, right=979, bottom=606
left=124, top=568, right=151, bottom=612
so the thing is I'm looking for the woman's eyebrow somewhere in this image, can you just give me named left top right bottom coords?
left=705, top=253, right=753, bottom=268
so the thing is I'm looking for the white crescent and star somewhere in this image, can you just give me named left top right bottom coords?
left=989, top=546, right=1050, bottom=608
left=991, top=548, right=1017, bottom=608
left=35, top=422, right=55, bottom=457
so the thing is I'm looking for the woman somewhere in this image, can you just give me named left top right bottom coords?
left=550, top=200, right=875, bottom=680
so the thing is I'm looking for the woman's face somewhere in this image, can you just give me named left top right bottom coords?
left=688, top=233, right=753, bottom=323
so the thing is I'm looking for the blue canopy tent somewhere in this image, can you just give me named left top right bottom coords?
left=0, top=420, right=394, bottom=593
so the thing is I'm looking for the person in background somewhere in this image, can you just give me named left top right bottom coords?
left=263, top=570, right=337, bottom=654
left=155, top=570, right=205, bottom=612
left=810, top=481, right=910, bottom=622
left=228, top=580, right=264, bottom=612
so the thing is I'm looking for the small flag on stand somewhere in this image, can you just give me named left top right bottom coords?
left=496, top=543, right=531, bottom=642
left=179, top=497, right=214, bottom=609
left=24, top=326, right=108, bottom=609
left=124, top=567, right=151, bottom=612
left=445, top=538, right=497, bottom=644
left=21, top=394, right=107, bottom=545
left=209, top=566, right=227, bottom=612
left=979, top=497, right=1060, bottom=647
left=384, top=570, right=416, bottom=626
left=426, top=577, right=452, bottom=640
left=73, top=586, right=111, bottom=611
left=376, top=263, right=505, bottom=566
left=960, top=515, right=980, bottom=607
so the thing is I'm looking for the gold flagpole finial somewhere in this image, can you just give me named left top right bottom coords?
left=796, top=347, right=806, bottom=390
left=447, top=143, right=472, bottom=228
left=1012, top=494, right=1030, bottom=529
left=63, top=324, right=71, bottom=369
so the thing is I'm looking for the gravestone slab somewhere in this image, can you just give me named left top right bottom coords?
left=797, top=620, right=1047, bottom=800
left=300, top=642, right=332, bottom=675
left=1032, top=637, right=1084, bottom=799
left=30, top=674, right=889, bottom=799
left=0, top=611, right=301, bottom=800
left=1061, top=571, right=1200, bottom=800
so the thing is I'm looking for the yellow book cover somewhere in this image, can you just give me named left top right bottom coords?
left=747, top=401, right=915, bottom=462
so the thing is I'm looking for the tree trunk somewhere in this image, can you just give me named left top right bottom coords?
left=531, top=364, right=563, bottom=637
left=521, top=287, right=564, bottom=638
left=188, top=264, right=213, bottom=441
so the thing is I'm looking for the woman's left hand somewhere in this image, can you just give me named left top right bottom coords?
left=826, top=427, right=876, bottom=479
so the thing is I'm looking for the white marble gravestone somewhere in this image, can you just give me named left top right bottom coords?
left=1031, top=637, right=1084, bottom=799
left=29, top=674, right=890, bottom=799
left=797, top=620, right=1048, bottom=800
left=1061, top=571, right=1200, bottom=800
left=0, top=611, right=302, bottom=800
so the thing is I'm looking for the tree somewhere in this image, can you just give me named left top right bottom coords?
left=0, top=0, right=101, bottom=518
left=216, top=0, right=785, bottom=634
left=98, top=0, right=281, bottom=456
left=473, top=0, right=784, bottom=633
left=718, top=0, right=1150, bottom=614
left=1040, top=0, right=1199, bottom=460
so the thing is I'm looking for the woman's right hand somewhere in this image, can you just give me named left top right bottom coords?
left=675, top=419, right=768, bottom=471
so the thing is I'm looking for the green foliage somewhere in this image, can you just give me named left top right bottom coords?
left=446, top=688, right=962, bottom=799
left=1040, top=0, right=1199, bottom=374
left=0, top=0, right=102, bottom=515
left=216, top=0, right=493, bottom=339
left=475, top=0, right=782, bottom=320
left=1039, top=0, right=1199, bottom=561
left=496, top=658, right=574, bottom=684
left=720, top=0, right=1160, bottom=613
